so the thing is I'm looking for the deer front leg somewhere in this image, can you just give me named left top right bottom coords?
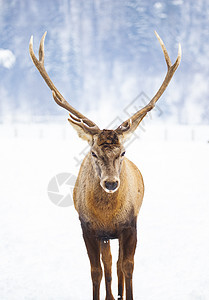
left=101, top=239, right=115, bottom=300
left=120, top=220, right=137, bottom=300
left=82, top=225, right=102, bottom=300
left=117, top=241, right=124, bottom=299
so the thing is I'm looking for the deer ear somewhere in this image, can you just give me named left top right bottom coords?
left=68, top=118, right=96, bottom=145
left=116, top=114, right=146, bottom=144
left=117, top=131, right=133, bottom=145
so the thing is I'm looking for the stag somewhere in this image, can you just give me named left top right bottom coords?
left=29, top=32, right=181, bottom=300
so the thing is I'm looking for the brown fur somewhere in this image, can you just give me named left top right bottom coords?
left=74, top=155, right=144, bottom=231
left=97, top=130, right=120, bottom=146
left=73, top=130, right=144, bottom=300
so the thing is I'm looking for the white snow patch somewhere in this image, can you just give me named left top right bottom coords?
left=0, top=49, right=16, bottom=69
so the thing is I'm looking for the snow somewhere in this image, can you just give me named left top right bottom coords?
left=0, top=124, right=209, bottom=300
left=0, top=49, right=16, bottom=69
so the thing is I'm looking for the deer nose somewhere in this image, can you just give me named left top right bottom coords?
left=105, top=181, right=118, bottom=191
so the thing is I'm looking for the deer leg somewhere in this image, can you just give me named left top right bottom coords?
left=120, top=220, right=137, bottom=300
left=82, top=227, right=102, bottom=300
left=101, top=239, right=115, bottom=300
left=117, top=240, right=124, bottom=299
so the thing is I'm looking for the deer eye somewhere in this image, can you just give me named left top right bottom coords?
left=121, top=151, right=126, bottom=157
left=91, top=151, right=98, bottom=158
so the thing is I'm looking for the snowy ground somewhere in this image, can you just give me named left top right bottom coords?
left=0, top=124, right=209, bottom=300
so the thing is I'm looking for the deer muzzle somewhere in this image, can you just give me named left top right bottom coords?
left=100, top=177, right=120, bottom=193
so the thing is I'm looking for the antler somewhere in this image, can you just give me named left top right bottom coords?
left=116, top=31, right=181, bottom=138
left=29, top=32, right=100, bottom=135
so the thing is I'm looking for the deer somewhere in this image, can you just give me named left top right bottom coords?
left=29, top=31, right=181, bottom=300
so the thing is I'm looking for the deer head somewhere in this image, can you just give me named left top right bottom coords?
left=29, top=32, right=181, bottom=193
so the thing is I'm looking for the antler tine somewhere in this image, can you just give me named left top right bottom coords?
left=155, top=31, right=172, bottom=68
left=150, top=31, right=181, bottom=106
left=38, top=31, right=46, bottom=63
left=68, top=114, right=99, bottom=134
left=29, top=32, right=100, bottom=130
left=116, top=31, right=181, bottom=136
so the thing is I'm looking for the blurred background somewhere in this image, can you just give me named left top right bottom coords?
left=0, top=1, right=209, bottom=300
left=0, top=0, right=209, bottom=126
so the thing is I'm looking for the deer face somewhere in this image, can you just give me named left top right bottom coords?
left=90, top=130, right=125, bottom=193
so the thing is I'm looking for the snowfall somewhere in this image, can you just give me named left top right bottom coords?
left=0, top=123, right=208, bottom=300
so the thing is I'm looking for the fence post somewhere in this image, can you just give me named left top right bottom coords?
left=191, top=128, right=195, bottom=142
left=164, top=128, right=168, bottom=141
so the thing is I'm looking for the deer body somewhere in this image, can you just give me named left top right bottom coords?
left=74, top=152, right=144, bottom=234
left=29, top=31, right=181, bottom=300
